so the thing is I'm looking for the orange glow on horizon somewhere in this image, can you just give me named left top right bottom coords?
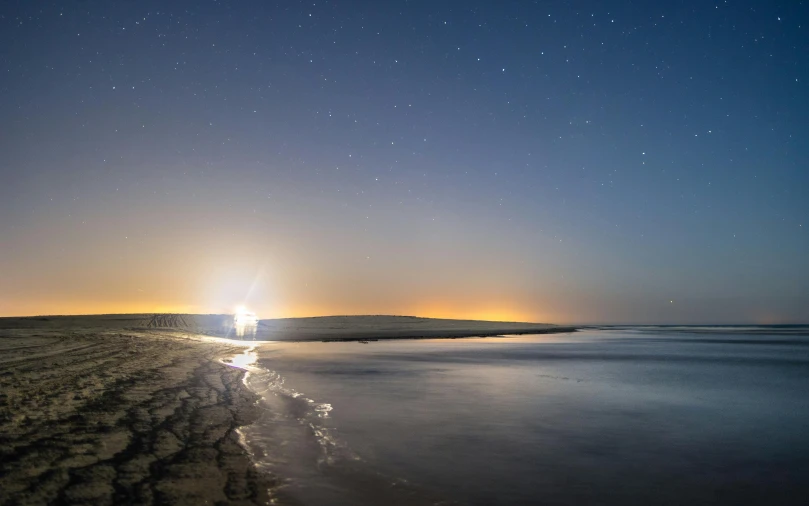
left=2, top=298, right=799, bottom=325
left=1, top=299, right=550, bottom=323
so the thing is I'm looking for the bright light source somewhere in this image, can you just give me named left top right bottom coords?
left=234, top=306, right=258, bottom=325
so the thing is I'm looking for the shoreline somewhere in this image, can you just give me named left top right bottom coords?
left=0, top=329, right=280, bottom=505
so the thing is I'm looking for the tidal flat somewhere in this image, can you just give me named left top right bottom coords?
left=0, top=314, right=571, bottom=505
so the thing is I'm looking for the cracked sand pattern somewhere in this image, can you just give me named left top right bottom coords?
left=0, top=329, right=280, bottom=505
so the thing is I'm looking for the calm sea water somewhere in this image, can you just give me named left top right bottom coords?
left=236, top=326, right=809, bottom=505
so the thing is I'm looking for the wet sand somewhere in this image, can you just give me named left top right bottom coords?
left=0, top=326, right=277, bottom=505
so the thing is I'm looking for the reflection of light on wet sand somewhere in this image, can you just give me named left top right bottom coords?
left=227, top=345, right=258, bottom=370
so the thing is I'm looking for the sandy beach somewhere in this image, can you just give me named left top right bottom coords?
left=0, top=322, right=276, bottom=505
left=0, top=314, right=571, bottom=505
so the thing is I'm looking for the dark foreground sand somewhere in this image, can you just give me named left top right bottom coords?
left=0, top=315, right=574, bottom=505
left=0, top=328, right=275, bottom=505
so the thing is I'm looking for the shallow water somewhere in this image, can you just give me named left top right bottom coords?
left=239, top=327, right=809, bottom=505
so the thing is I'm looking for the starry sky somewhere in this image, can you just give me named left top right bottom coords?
left=1, top=0, right=807, bottom=323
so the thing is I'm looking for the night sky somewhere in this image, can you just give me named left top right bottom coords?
left=1, top=1, right=807, bottom=323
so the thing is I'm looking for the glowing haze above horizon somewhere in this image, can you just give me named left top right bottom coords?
left=1, top=1, right=807, bottom=324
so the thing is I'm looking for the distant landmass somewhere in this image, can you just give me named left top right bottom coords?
left=0, top=314, right=576, bottom=341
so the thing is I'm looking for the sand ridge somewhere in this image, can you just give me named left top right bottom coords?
left=0, top=314, right=574, bottom=341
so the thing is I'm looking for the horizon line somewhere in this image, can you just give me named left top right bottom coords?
left=0, top=312, right=806, bottom=326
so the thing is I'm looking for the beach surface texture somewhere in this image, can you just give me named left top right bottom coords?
left=0, top=314, right=570, bottom=505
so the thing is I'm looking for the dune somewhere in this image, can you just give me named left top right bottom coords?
left=252, top=315, right=573, bottom=340
left=0, top=313, right=574, bottom=341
